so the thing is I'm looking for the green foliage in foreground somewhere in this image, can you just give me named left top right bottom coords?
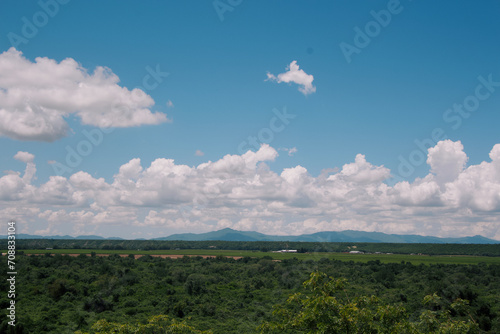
left=259, top=272, right=480, bottom=333
left=76, top=315, right=212, bottom=334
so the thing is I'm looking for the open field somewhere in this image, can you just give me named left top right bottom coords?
left=5, top=248, right=500, bottom=265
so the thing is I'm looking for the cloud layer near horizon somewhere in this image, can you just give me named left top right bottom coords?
left=0, top=48, right=168, bottom=142
left=2, top=140, right=500, bottom=239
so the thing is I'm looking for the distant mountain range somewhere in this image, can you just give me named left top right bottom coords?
left=3, top=229, right=499, bottom=244
left=154, top=228, right=500, bottom=244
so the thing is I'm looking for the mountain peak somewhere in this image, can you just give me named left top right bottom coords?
left=219, top=228, right=236, bottom=232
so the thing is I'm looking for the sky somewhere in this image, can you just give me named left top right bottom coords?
left=1, top=0, right=500, bottom=239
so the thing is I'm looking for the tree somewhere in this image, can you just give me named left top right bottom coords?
left=184, top=274, right=207, bottom=296
left=259, top=271, right=480, bottom=334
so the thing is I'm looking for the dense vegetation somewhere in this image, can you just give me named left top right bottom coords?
left=5, top=239, right=500, bottom=256
left=1, top=252, right=499, bottom=333
left=260, top=272, right=482, bottom=333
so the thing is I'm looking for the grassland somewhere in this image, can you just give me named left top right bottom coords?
left=7, top=248, right=500, bottom=265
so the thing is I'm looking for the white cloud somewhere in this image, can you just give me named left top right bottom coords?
left=0, top=48, right=168, bottom=142
left=0, top=206, right=40, bottom=232
left=281, top=165, right=308, bottom=185
left=0, top=152, right=36, bottom=200
left=166, top=100, right=174, bottom=108
left=0, top=172, right=31, bottom=201
left=195, top=150, right=204, bottom=156
left=34, top=176, right=79, bottom=205
left=279, top=147, right=298, bottom=156
left=390, top=176, right=442, bottom=207
left=427, top=139, right=468, bottom=186
left=328, top=154, right=391, bottom=184
left=14, top=151, right=34, bottom=163
left=2, top=141, right=500, bottom=239
left=116, top=158, right=143, bottom=181
left=266, top=61, right=316, bottom=95
left=441, top=144, right=500, bottom=211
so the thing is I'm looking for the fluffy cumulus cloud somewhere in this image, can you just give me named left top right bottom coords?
left=329, top=154, right=391, bottom=184
left=14, top=151, right=35, bottom=163
left=440, top=143, right=500, bottom=212
left=427, top=140, right=468, bottom=186
left=0, top=48, right=168, bottom=142
left=2, top=141, right=500, bottom=240
left=266, top=61, right=316, bottom=95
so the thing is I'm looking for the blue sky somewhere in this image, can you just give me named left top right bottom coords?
left=1, top=1, right=500, bottom=239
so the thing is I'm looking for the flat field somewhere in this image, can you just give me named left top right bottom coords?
left=8, top=248, right=500, bottom=265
